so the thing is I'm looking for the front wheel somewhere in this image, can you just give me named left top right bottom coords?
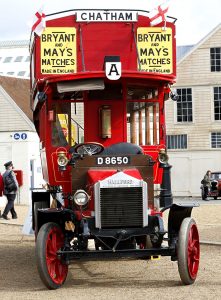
left=36, top=222, right=68, bottom=289
left=177, top=218, right=200, bottom=285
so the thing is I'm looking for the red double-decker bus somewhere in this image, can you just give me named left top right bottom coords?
left=30, top=9, right=199, bottom=289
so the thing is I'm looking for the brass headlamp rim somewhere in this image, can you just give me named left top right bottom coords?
left=158, top=148, right=169, bottom=163
left=57, top=151, right=69, bottom=167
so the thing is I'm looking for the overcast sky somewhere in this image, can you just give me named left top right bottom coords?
left=0, top=0, right=220, bottom=45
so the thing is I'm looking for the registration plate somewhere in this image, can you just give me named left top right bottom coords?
left=96, top=156, right=130, bottom=166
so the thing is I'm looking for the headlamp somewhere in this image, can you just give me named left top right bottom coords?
left=73, top=190, right=90, bottom=206
left=159, top=149, right=169, bottom=164
left=57, top=151, right=69, bottom=168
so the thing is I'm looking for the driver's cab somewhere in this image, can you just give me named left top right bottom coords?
left=50, top=78, right=163, bottom=150
left=41, top=77, right=166, bottom=191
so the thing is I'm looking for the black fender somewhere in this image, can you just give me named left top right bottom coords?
left=32, top=191, right=50, bottom=230
left=36, top=207, right=77, bottom=234
left=162, top=203, right=199, bottom=244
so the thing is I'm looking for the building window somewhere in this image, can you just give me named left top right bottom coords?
left=14, top=56, right=23, bottom=62
left=7, top=72, right=15, bottom=75
left=214, top=87, right=221, bottom=120
left=17, top=71, right=26, bottom=76
left=25, top=56, right=30, bottom=62
left=211, top=132, right=221, bottom=148
left=176, top=88, right=193, bottom=122
left=166, top=134, right=187, bottom=149
left=3, top=57, right=13, bottom=63
left=211, top=48, right=221, bottom=72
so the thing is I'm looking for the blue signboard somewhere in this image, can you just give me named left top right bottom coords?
left=13, top=132, right=28, bottom=141
left=21, top=133, right=28, bottom=140
left=14, top=133, right=20, bottom=140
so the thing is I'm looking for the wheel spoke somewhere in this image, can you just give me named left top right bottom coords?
left=187, top=224, right=200, bottom=279
left=193, top=255, right=199, bottom=262
left=188, top=227, right=193, bottom=244
left=56, top=261, right=67, bottom=280
left=48, top=260, right=57, bottom=279
left=188, top=240, right=197, bottom=255
left=51, top=231, right=58, bottom=252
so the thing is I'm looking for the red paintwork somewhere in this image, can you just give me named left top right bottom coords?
left=32, top=14, right=176, bottom=82
left=149, top=209, right=163, bottom=218
left=85, top=99, right=125, bottom=146
left=45, top=226, right=68, bottom=284
left=87, top=169, right=142, bottom=186
left=141, top=145, right=165, bottom=184
left=0, top=173, right=3, bottom=196
left=13, top=170, right=23, bottom=186
left=84, top=168, right=143, bottom=217
left=30, top=10, right=176, bottom=201
left=87, top=169, right=117, bottom=184
left=187, top=223, right=200, bottom=279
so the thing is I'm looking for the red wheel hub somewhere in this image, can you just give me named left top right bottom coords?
left=46, top=227, right=68, bottom=284
left=187, top=224, right=200, bottom=279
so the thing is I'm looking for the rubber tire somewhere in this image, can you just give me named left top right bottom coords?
left=214, top=197, right=217, bottom=200
left=36, top=222, right=68, bottom=289
left=177, top=218, right=200, bottom=285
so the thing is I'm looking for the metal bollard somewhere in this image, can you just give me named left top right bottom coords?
left=159, top=163, right=173, bottom=207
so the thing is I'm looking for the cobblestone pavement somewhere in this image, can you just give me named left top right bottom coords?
left=0, top=200, right=221, bottom=299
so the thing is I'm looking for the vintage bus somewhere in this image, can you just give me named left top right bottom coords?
left=30, top=9, right=200, bottom=289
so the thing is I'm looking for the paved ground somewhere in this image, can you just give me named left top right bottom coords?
left=0, top=198, right=221, bottom=299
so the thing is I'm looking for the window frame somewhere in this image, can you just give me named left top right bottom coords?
left=14, top=56, right=23, bottom=62
left=3, top=56, right=13, bottom=63
left=213, top=86, right=221, bottom=121
left=175, top=88, right=193, bottom=123
left=210, top=47, right=221, bottom=72
left=166, top=134, right=188, bottom=150
left=211, top=132, right=221, bottom=148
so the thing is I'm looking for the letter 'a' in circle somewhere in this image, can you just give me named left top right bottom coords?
left=105, top=62, right=122, bottom=80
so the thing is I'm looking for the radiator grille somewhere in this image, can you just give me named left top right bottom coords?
left=100, top=187, right=143, bottom=228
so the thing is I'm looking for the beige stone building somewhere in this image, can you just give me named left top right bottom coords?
left=166, top=23, right=221, bottom=197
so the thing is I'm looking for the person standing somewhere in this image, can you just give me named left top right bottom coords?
left=203, top=170, right=211, bottom=200
left=1, top=161, right=18, bottom=220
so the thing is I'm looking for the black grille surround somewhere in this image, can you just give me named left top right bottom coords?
left=100, top=187, right=143, bottom=228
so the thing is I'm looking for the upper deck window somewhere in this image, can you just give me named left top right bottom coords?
left=210, top=48, right=221, bottom=72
